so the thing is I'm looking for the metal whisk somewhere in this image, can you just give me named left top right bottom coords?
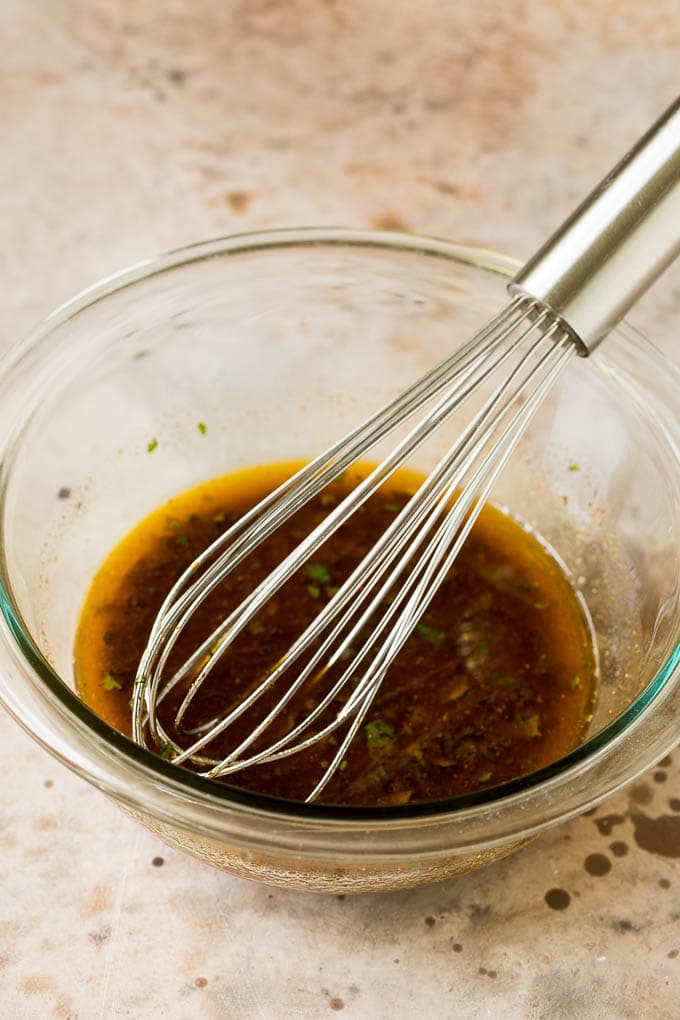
left=132, top=96, right=680, bottom=801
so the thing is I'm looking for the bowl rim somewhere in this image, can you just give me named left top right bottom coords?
left=0, top=227, right=679, bottom=840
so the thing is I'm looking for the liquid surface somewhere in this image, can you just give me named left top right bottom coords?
left=75, top=462, right=597, bottom=806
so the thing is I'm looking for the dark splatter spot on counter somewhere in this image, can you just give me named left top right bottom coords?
left=330, top=997, right=345, bottom=1011
left=584, top=852, right=611, bottom=876
left=610, top=841, right=628, bottom=857
left=425, top=916, right=436, bottom=927
left=668, top=949, right=679, bottom=960
left=478, top=967, right=497, bottom=978
left=151, top=856, right=164, bottom=867
left=452, top=943, right=463, bottom=952
left=43, top=780, right=53, bottom=789
left=659, top=755, right=673, bottom=767
left=469, top=903, right=491, bottom=922
left=88, top=926, right=112, bottom=946
left=659, top=878, right=671, bottom=890
left=614, top=919, right=637, bottom=933
left=631, top=813, right=680, bottom=858
left=194, top=977, right=208, bottom=988
left=57, top=487, right=71, bottom=500
left=582, top=806, right=597, bottom=817
left=629, top=783, right=653, bottom=806
left=545, top=888, right=571, bottom=910
left=653, top=771, right=668, bottom=783
left=336, top=895, right=346, bottom=901
left=669, top=799, right=680, bottom=813
left=595, top=814, right=625, bottom=836
left=166, top=68, right=189, bottom=86
left=371, top=212, right=409, bottom=231
left=226, top=191, right=252, bottom=212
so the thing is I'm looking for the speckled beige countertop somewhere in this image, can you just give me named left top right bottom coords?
left=2, top=3, right=679, bottom=1018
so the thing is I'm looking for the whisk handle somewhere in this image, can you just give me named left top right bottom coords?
left=510, top=95, right=680, bottom=354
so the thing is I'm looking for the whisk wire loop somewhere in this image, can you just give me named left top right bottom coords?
left=133, top=299, right=577, bottom=796
left=198, top=324, right=575, bottom=793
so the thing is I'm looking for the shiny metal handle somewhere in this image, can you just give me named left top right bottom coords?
left=510, top=95, right=680, bottom=354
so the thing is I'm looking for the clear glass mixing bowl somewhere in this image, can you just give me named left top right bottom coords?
left=0, top=230, right=678, bottom=893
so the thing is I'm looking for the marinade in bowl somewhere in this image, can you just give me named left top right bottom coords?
left=74, top=462, right=598, bottom=806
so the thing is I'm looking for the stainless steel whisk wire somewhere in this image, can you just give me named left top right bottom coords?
left=132, top=96, right=680, bottom=800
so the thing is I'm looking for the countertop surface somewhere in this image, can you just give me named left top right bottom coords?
left=1, top=3, right=679, bottom=1018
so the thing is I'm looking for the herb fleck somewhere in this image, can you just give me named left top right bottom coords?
left=197, top=422, right=207, bottom=435
left=147, top=438, right=158, bottom=453
left=100, top=672, right=122, bottom=691
left=384, top=503, right=400, bottom=513
left=572, top=675, right=582, bottom=689
left=307, top=584, right=320, bottom=599
left=568, top=463, right=580, bottom=472
left=306, top=563, right=331, bottom=585
left=518, top=713, right=541, bottom=738
left=415, top=623, right=446, bottom=644
left=364, top=719, right=395, bottom=748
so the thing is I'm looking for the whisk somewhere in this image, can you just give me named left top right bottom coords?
left=132, top=96, right=680, bottom=801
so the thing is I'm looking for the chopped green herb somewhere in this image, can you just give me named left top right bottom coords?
left=166, top=517, right=181, bottom=531
left=364, top=719, right=395, bottom=748
left=248, top=620, right=265, bottom=636
left=492, top=674, right=519, bottom=688
left=158, top=742, right=174, bottom=760
left=306, top=563, right=331, bottom=585
left=568, top=463, right=580, bottom=472
left=533, top=601, right=547, bottom=610
left=384, top=503, right=400, bottom=513
left=197, top=422, right=207, bottom=435
left=100, top=672, right=122, bottom=691
left=147, top=437, right=158, bottom=453
left=338, top=759, right=348, bottom=772
left=415, top=623, right=446, bottom=644
left=175, top=534, right=190, bottom=547
left=306, top=584, right=320, bottom=599
left=327, top=735, right=338, bottom=747
left=571, top=675, right=582, bottom=689
left=478, top=770, right=493, bottom=783
left=319, top=493, right=336, bottom=508
left=518, top=713, right=541, bottom=738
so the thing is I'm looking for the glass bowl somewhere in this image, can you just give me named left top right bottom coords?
left=0, top=229, right=678, bottom=894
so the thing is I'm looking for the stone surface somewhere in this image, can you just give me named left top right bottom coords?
left=1, top=2, right=679, bottom=1018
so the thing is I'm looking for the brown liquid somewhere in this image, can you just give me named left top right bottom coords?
left=75, top=462, right=597, bottom=806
